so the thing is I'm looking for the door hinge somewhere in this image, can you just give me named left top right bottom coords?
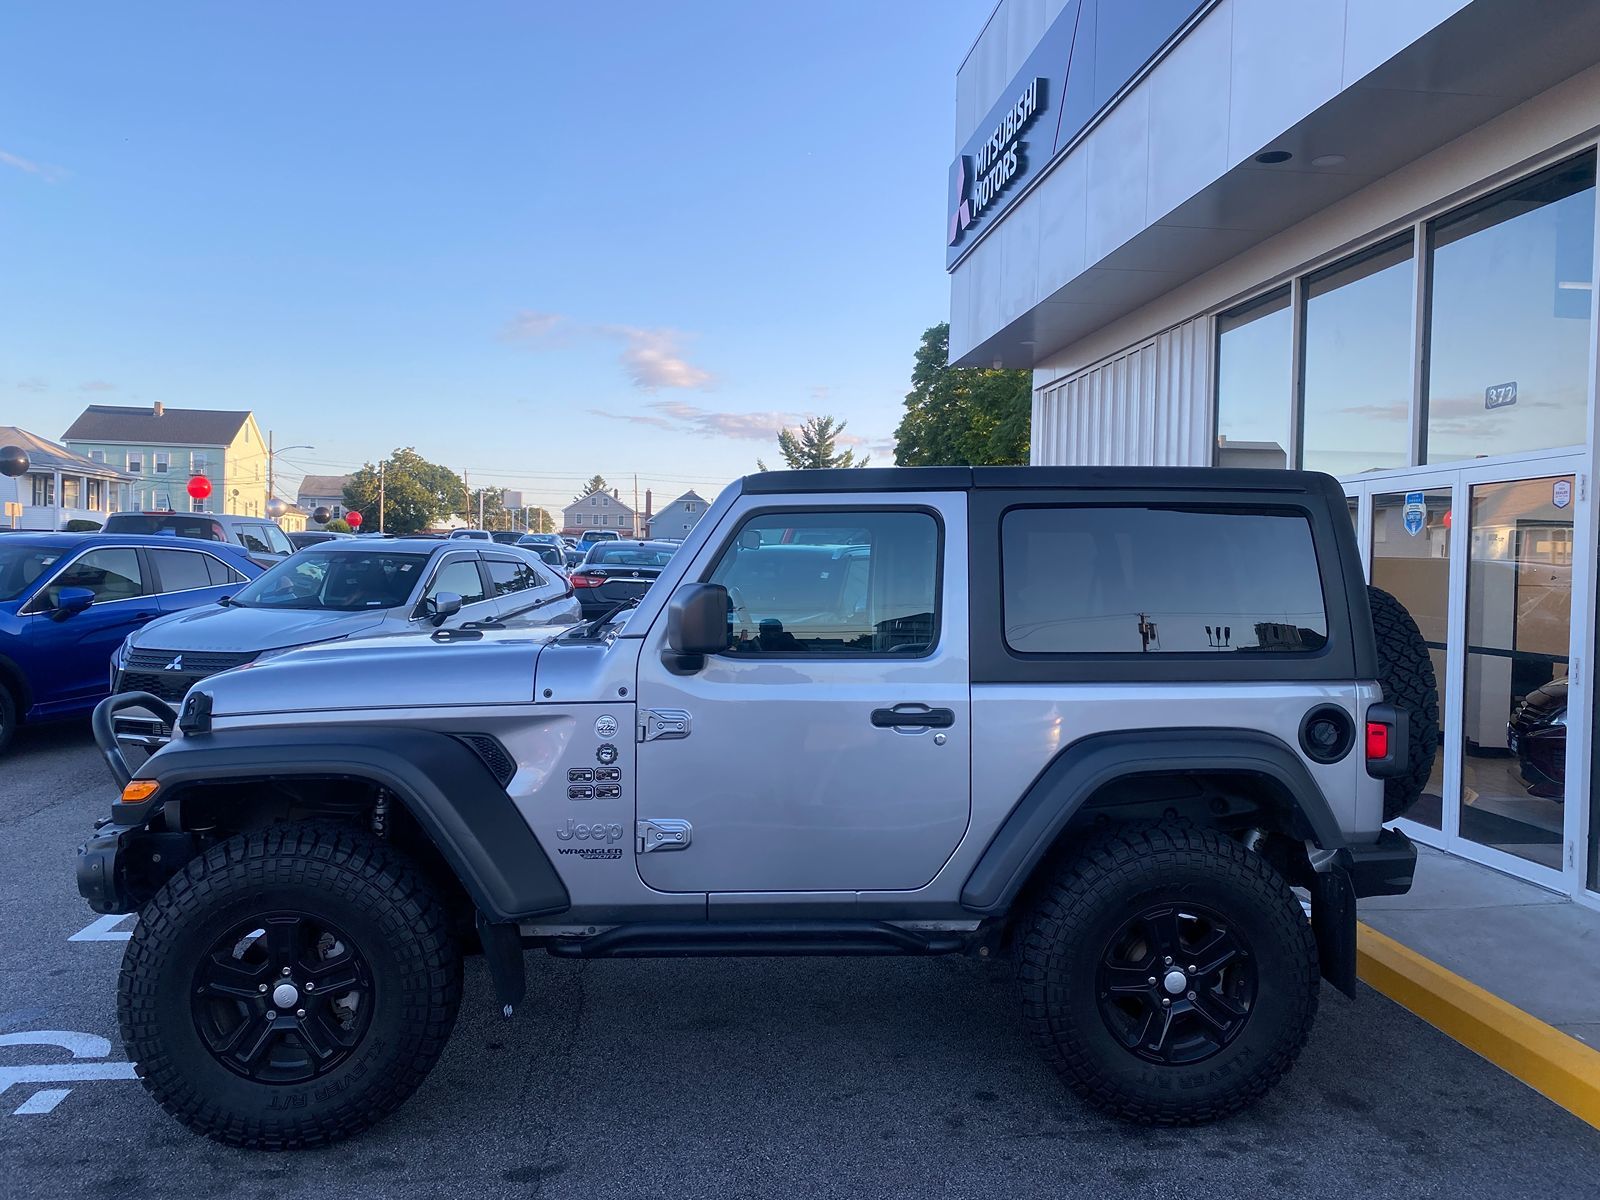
left=639, top=708, right=691, bottom=742
left=638, top=818, right=692, bottom=853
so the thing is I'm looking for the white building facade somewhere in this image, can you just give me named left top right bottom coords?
left=949, top=0, right=1600, bottom=902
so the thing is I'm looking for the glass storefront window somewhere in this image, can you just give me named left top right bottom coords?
left=1425, top=152, right=1596, bottom=463
left=1371, top=488, right=1451, bottom=829
left=1460, top=477, right=1573, bottom=870
left=1214, top=288, right=1291, bottom=469
left=1302, top=240, right=1414, bottom=475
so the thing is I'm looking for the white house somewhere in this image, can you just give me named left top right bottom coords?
left=562, top=488, right=641, bottom=537
left=647, top=490, right=708, bottom=540
left=0, top=426, right=134, bottom=530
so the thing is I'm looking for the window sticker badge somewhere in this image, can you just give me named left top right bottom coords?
left=594, top=714, right=618, bottom=739
left=1403, top=492, right=1426, bottom=536
left=1554, top=479, right=1572, bottom=509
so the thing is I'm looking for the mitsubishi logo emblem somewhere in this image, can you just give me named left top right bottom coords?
left=163, top=655, right=184, bottom=671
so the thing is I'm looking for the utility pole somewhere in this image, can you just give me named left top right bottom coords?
left=267, top=431, right=274, bottom=514
left=378, top=460, right=385, bottom=533
left=478, top=487, right=485, bottom=528
left=632, top=473, right=639, bottom=537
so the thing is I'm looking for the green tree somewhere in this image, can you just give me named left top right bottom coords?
left=344, top=447, right=466, bottom=535
left=894, top=323, right=1030, bottom=466
left=322, top=517, right=352, bottom=533
left=757, top=415, right=869, bottom=471
left=470, top=486, right=511, bottom=529
left=527, top=507, right=556, bottom=533
left=574, top=475, right=609, bottom=502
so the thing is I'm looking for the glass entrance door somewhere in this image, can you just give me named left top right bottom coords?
left=1346, top=457, right=1585, bottom=891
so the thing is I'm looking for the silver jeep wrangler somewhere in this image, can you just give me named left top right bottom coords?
left=77, top=467, right=1436, bottom=1148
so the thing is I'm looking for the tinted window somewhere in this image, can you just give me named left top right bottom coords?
left=230, top=551, right=430, bottom=611
left=40, top=547, right=145, bottom=607
left=0, top=545, right=66, bottom=602
left=104, top=513, right=225, bottom=541
left=260, top=524, right=295, bottom=555
left=586, top=544, right=675, bottom=567
left=708, top=511, right=938, bottom=656
left=205, top=555, right=248, bottom=586
left=485, top=558, right=540, bottom=596
left=426, top=558, right=488, bottom=607
left=149, top=548, right=213, bottom=593
left=1001, top=507, right=1327, bottom=654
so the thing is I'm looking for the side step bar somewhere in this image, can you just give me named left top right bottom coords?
left=542, top=920, right=969, bottom=959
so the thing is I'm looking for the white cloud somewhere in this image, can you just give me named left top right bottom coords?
left=501, top=310, right=714, bottom=391
left=0, top=148, right=65, bottom=183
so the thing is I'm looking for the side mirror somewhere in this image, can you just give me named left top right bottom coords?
left=425, top=591, right=463, bottom=626
left=665, top=583, right=731, bottom=671
left=52, top=587, right=96, bottom=620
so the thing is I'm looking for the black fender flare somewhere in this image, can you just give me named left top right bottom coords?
left=116, top=726, right=569, bottom=922
left=960, top=728, right=1345, bottom=915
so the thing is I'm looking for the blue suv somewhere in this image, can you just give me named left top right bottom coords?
left=0, top=533, right=262, bottom=751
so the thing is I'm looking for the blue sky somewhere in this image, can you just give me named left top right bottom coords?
left=0, top=1, right=983, bottom=516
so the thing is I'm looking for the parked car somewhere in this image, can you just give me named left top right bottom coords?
left=569, top=539, right=677, bottom=619
left=517, top=533, right=564, bottom=550
left=448, top=529, right=493, bottom=541
left=78, top=466, right=1433, bottom=1146
left=575, top=529, right=621, bottom=552
left=109, top=538, right=580, bottom=726
left=1509, top=677, right=1567, bottom=799
left=489, top=531, right=524, bottom=545
left=101, top=511, right=295, bottom=569
left=288, top=530, right=356, bottom=550
left=0, top=532, right=261, bottom=751
left=521, top=544, right=569, bottom=574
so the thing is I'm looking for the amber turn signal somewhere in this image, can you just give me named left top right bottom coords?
left=120, top=779, right=159, bottom=803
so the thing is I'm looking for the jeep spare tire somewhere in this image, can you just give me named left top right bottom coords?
left=1368, top=585, right=1439, bottom=821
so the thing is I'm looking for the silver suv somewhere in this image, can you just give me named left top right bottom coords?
left=77, top=467, right=1436, bottom=1148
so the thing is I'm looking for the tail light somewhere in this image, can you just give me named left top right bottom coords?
left=1365, top=721, right=1389, bottom=760
left=570, top=572, right=602, bottom=589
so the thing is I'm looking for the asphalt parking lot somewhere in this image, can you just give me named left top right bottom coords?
left=3, top=725, right=1598, bottom=1200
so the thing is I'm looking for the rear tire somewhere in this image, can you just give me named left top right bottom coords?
left=1369, top=585, right=1440, bottom=821
left=0, top=684, right=15, bottom=754
left=1016, top=824, right=1319, bottom=1125
left=118, top=822, right=462, bottom=1149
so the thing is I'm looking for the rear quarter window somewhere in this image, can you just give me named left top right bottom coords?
left=1001, top=506, right=1328, bottom=654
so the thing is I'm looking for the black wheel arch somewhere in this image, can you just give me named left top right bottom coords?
left=110, top=726, right=570, bottom=923
left=961, top=728, right=1346, bottom=917
left=0, top=653, right=32, bottom=717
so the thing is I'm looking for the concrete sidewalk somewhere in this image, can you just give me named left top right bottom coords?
left=1361, top=844, right=1600, bottom=1046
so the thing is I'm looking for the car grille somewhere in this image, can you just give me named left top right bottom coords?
left=118, top=648, right=259, bottom=701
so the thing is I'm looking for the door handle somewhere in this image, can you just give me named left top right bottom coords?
left=131, top=612, right=158, bottom=623
left=870, top=704, right=955, bottom=729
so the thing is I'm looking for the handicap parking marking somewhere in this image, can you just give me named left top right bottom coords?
left=0, top=1031, right=138, bottom=1116
left=68, top=913, right=136, bottom=942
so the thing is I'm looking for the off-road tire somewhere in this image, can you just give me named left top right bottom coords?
left=1016, top=824, right=1319, bottom=1125
left=1369, top=585, right=1440, bottom=821
left=118, top=823, right=462, bottom=1149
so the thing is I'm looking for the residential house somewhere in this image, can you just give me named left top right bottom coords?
left=647, top=489, right=708, bottom=540
left=0, top=426, right=134, bottom=530
left=562, top=488, right=641, bottom=537
left=296, top=474, right=352, bottom=529
left=62, top=403, right=270, bottom=517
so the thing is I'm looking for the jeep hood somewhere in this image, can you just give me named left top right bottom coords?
left=134, top=603, right=388, bottom=653
left=193, top=626, right=568, bottom=718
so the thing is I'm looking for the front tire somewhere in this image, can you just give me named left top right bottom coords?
left=118, top=823, right=463, bottom=1149
left=1016, top=825, right=1319, bottom=1125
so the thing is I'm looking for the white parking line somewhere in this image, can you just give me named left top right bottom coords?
left=0, top=1031, right=139, bottom=1117
left=13, top=1089, right=71, bottom=1115
left=68, top=914, right=136, bottom=943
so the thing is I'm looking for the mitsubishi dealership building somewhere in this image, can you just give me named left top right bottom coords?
left=948, top=0, right=1600, bottom=902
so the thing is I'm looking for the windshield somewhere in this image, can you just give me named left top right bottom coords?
left=229, top=550, right=431, bottom=611
left=0, top=545, right=67, bottom=602
left=585, top=544, right=675, bottom=567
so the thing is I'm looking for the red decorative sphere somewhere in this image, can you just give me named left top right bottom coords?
left=186, top=475, right=212, bottom=500
left=346, top=510, right=363, bottom=529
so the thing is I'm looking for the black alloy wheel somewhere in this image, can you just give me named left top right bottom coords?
left=1095, top=901, right=1257, bottom=1066
left=192, top=911, right=374, bottom=1085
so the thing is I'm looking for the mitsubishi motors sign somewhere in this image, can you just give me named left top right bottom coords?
left=946, top=0, right=1208, bottom=269
left=948, top=77, right=1044, bottom=246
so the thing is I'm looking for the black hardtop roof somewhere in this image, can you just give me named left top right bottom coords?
left=738, top=465, right=1342, bottom=496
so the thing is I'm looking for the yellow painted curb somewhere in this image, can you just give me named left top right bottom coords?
left=1357, top=922, right=1600, bottom=1131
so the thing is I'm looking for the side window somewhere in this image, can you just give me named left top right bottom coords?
left=39, top=547, right=146, bottom=607
left=707, top=510, right=939, bottom=656
left=425, top=558, right=487, bottom=608
left=149, top=548, right=213, bottom=593
left=204, top=555, right=248, bottom=585
left=236, top=527, right=272, bottom=554
left=260, top=524, right=294, bottom=555
left=1000, top=506, right=1328, bottom=654
left=485, top=558, right=539, bottom=597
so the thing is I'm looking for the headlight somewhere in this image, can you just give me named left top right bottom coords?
left=113, top=633, right=134, bottom=669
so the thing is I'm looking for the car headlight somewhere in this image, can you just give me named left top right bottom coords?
left=113, top=633, right=135, bottom=669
